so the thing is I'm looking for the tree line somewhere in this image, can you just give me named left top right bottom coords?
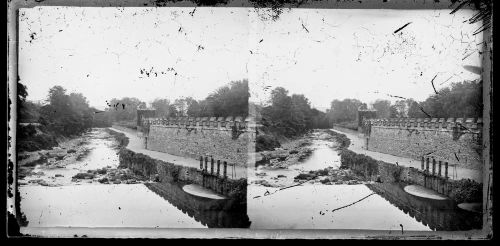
left=103, top=79, right=249, bottom=127
left=258, top=87, right=331, bottom=137
left=255, top=87, right=331, bottom=151
left=255, top=80, right=482, bottom=151
left=17, top=83, right=102, bottom=152
left=328, top=80, right=482, bottom=125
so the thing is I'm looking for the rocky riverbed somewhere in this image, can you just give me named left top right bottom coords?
left=251, top=129, right=367, bottom=189
left=256, top=130, right=340, bottom=169
left=18, top=133, right=92, bottom=181
left=17, top=128, right=149, bottom=187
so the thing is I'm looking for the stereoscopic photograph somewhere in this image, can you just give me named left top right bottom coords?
left=6, top=0, right=492, bottom=240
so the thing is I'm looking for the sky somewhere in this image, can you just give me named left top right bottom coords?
left=19, top=7, right=250, bottom=110
left=19, top=7, right=482, bottom=111
left=249, top=8, right=483, bottom=111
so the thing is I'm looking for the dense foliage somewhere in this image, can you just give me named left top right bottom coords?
left=148, top=79, right=249, bottom=118
left=328, top=80, right=482, bottom=124
left=259, top=87, right=331, bottom=138
left=17, top=84, right=100, bottom=152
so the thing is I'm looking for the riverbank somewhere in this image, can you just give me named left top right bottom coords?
left=110, top=126, right=247, bottom=179
left=329, top=129, right=483, bottom=204
left=251, top=129, right=368, bottom=188
left=17, top=128, right=150, bottom=187
left=256, top=130, right=340, bottom=168
left=17, top=130, right=95, bottom=182
left=331, top=126, right=482, bottom=182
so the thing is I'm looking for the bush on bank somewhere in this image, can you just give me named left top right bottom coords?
left=326, top=129, right=351, bottom=149
left=449, top=179, right=483, bottom=204
left=106, top=129, right=129, bottom=148
left=17, top=124, right=59, bottom=152
left=255, top=134, right=281, bottom=152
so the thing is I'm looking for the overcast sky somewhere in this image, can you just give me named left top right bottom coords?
left=19, top=7, right=482, bottom=111
left=249, top=8, right=483, bottom=111
left=19, top=7, right=249, bottom=110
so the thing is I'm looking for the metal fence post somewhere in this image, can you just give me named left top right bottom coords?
left=200, top=156, right=203, bottom=170
left=204, top=157, right=208, bottom=172
left=223, top=161, right=227, bottom=178
left=425, top=157, right=430, bottom=172
left=210, top=157, right=214, bottom=175
left=432, top=158, right=436, bottom=175
left=217, top=160, right=221, bottom=176
left=444, top=162, right=449, bottom=178
left=421, top=156, right=425, bottom=170
left=438, top=161, right=442, bottom=177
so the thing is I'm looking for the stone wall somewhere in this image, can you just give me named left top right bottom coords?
left=144, top=116, right=255, bottom=167
left=365, top=118, right=482, bottom=170
left=145, top=182, right=250, bottom=228
left=340, top=149, right=482, bottom=203
left=366, top=182, right=482, bottom=231
left=118, top=148, right=247, bottom=205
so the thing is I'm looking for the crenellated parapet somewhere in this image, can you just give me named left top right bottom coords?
left=364, top=117, right=483, bottom=132
left=141, top=116, right=256, bottom=131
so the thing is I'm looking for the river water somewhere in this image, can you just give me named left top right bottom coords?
left=248, top=130, right=482, bottom=231
left=19, top=128, right=247, bottom=229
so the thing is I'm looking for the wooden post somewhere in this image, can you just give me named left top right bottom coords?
left=204, top=157, right=208, bottom=172
left=223, top=161, right=227, bottom=178
left=210, top=157, right=214, bottom=175
left=425, top=157, right=430, bottom=172
left=200, top=156, right=203, bottom=170
left=438, top=161, right=442, bottom=177
left=421, top=156, right=425, bottom=170
left=217, top=160, right=221, bottom=176
left=444, top=162, right=449, bottom=178
left=432, top=158, right=436, bottom=175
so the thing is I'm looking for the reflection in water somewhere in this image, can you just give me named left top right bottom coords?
left=250, top=130, right=480, bottom=231
left=21, top=128, right=231, bottom=229
left=248, top=184, right=431, bottom=230
left=20, top=184, right=206, bottom=228
left=146, top=181, right=250, bottom=228
left=366, top=182, right=482, bottom=231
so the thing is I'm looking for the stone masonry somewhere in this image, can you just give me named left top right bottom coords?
left=364, top=118, right=482, bottom=170
left=142, top=116, right=255, bottom=167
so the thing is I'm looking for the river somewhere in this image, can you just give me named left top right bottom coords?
left=248, top=130, right=482, bottom=231
left=19, top=128, right=248, bottom=230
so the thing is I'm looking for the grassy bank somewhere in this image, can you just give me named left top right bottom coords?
left=105, top=128, right=129, bottom=149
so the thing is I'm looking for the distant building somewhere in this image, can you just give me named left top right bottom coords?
left=357, top=108, right=377, bottom=131
left=136, top=107, right=156, bottom=128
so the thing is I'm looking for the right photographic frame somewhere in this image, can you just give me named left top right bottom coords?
left=247, top=2, right=492, bottom=236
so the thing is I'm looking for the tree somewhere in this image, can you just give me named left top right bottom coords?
left=393, top=100, right=408, bottom=118
left=389, top=105, right=399, bottom=118
left=150, top=98, right=172, bottom=118
left=407, top=99, right=426, bottom=118
left=204, top=79, right=249, bottom=117
left=106, top=97, right=145, bottom=122
left=371, top=99, right=391, bottom=118
left=329, top=98, right=363, bottom=123
left=418, top=80, right=482, bottom=118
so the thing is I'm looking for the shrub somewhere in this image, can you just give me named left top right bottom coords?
left=326, top=130, right=351, bottom=149
left=256, top=134, right=281, bottom=152
left=449, top=179, right=483, bottom=203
